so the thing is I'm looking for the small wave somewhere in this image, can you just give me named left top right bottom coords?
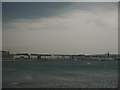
left=86, top=62, right=91, bottom=65
left=10, top=82, right=19, bottom=85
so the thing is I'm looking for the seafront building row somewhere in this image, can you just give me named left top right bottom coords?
left=0, top=51, right=119, bottom=61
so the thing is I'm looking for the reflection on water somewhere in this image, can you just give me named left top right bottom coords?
left=2, top=61, right=118, bottom=88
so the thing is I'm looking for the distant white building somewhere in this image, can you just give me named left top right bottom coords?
left=30, top=54, right=38, bottom=60
left=13, top=54, right=30, bottom=60
left=64, top=56, right=70, bottom=59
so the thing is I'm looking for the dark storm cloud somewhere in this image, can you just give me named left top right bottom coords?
left=3, top=2, right=117, bottom=22
left=0, top=2, right=1, bottom=24
left=2, top=2, right=72, bottom=22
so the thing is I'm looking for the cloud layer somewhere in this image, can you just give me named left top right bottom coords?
left=3, top=2, right=118, bottom=54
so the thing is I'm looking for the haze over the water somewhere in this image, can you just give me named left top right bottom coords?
left=2, top=2, right=118, bottom=55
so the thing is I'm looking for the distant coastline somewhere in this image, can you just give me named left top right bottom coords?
left=1, top=51, right=120, bottom=62
left=2, top=59, right=118, bottom=62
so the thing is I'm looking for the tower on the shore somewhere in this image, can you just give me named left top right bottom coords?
left=107, top=52, right=109, bottom=57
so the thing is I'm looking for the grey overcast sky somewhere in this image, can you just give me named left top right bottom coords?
left=3, top=2, right=118, bottom=55
left=0, top=2, right=1, bottom=51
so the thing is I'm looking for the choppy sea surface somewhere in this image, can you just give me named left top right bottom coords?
left=2, top=61, right=118, bottom=88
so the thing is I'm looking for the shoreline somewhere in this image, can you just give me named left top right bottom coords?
left=1, top=59, right=118, bottom=62
left=1, top=60, right=77, bottom=62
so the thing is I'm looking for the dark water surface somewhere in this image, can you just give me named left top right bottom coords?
left=2, top=61, right=118, bottom=88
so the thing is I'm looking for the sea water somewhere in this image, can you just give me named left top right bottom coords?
left=2, top=61, right=118, bottom=88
